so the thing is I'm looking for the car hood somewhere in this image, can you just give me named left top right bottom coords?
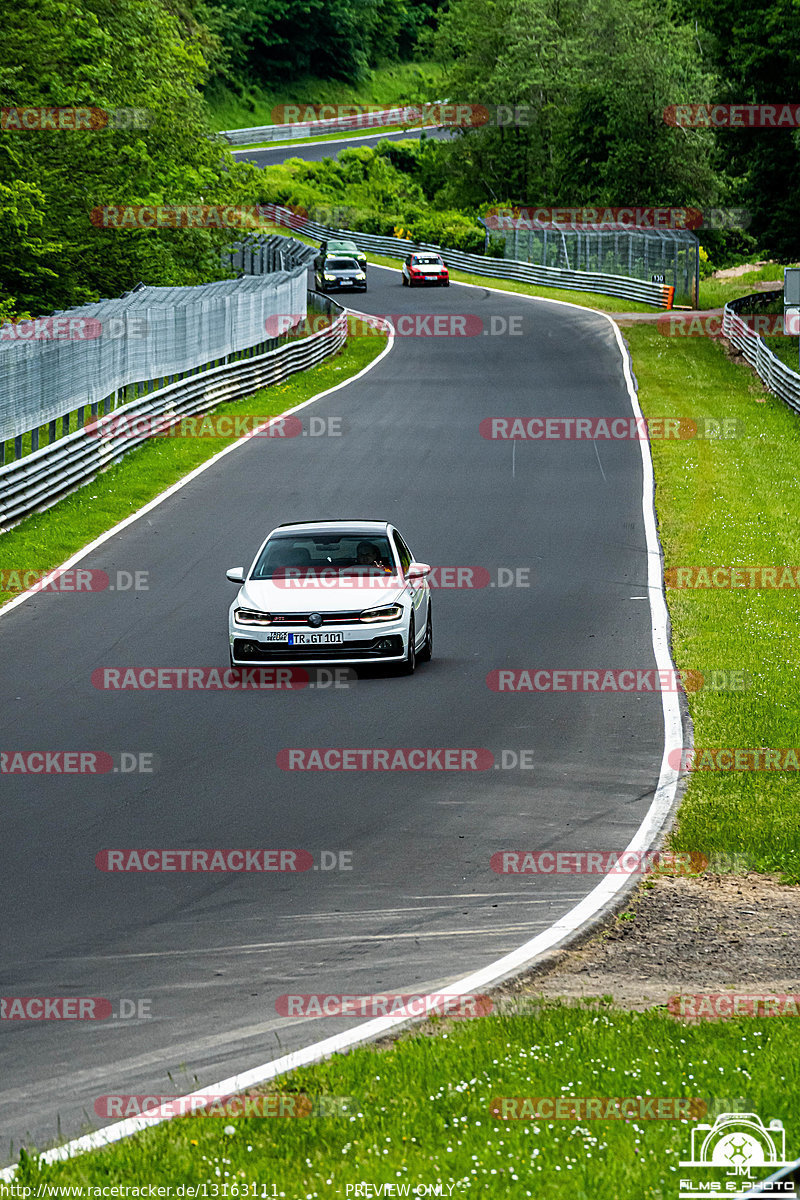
left=237, top=578, right=406, bottom=614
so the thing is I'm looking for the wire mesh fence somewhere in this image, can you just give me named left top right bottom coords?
left=1, top=268, right=308, bottom=463
left=489, top=223, right=699, bottom=307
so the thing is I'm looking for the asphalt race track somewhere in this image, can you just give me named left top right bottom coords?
left=233, top=125, right=452, bottom=167
left=0, top=264, right=677, bottom=1157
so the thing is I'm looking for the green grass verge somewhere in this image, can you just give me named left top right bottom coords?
left=13, top=1004, right=800, bottom=1194
left=629, top=324, right=800, bottom=879
left=0, top=322, right=386, bottom=608
left=205, top=63, right=445, bottom=134
left=698, top=262, right=788, bottom=309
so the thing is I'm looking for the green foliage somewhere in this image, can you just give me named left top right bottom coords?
left=689, top=0, right=800, bottom=258
left=258, top=142, right=487, bottom=251
left=0, top=0, right=262, bottom=319
left=430, top=0, right=719, bottom=210
left=206, top=0, right=445, bottom=86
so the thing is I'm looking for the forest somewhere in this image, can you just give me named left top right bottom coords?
left=1, top=0, right=797, bottom=318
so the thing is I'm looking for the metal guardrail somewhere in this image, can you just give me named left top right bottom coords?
left=221, top=104, right=434, bottom=147
left=741, top=1156, right=800, bottom=1195
left=0, top=298, right=347, bottom=529
left=259, top=204, right=675, bottom=308
left=722, top=290, right=800, bottom=413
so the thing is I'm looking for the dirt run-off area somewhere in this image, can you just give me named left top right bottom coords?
left=495, top=874, right=800, bottom=1015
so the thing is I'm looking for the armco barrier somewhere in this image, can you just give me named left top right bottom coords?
left=220, top=104, right=441, bottom=147
left=0, top=298, right=347, bottom=529
left=259, top=204, right=674, bottom=308
left=722, top=290, right=800, bottom=413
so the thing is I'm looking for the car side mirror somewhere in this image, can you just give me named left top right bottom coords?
left=407, top=562, right=431, bottom=579
left=226, top=567, right=245, bottom=583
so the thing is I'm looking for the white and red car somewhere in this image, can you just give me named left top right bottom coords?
left=227, top=520, right=433, bottom=674
left=402, top=252, right=450, bottom=287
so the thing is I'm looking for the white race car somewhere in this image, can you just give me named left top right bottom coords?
left=227, top=520, right=432, bottom=674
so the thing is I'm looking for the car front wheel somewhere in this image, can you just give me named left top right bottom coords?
left=402, top=274, right=408, bottom=286
left=399, top=615, right=416, bottom=675
left=418, top=607, right=433, bottom=663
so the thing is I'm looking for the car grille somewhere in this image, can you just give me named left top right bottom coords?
left=269, top=611, right=364, bottom=626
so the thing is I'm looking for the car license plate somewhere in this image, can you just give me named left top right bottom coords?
left=288, top=631, right=344, bottom=645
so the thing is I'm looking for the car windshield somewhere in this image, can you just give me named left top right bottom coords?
left=328, top=242, right=359, bottom=253
left=326, top=258, right=359, bottom=271
left=252, top=533, right=397, bottom=579
left=413, top=256, right=441, bottom=265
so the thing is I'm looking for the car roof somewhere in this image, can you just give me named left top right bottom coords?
left=275, top=520, right=391, bottom=534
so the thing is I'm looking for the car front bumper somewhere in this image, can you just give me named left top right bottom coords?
left=229, top=616, right=408, bottom=665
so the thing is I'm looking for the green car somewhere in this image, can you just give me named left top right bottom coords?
left=316, top=238, right=367, bottom=272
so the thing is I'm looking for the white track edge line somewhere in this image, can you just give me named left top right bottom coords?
left=0, top=317, right=395, bottom=621
left=0, top=289, right=683, bottom=1179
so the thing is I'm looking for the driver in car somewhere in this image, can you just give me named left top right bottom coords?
left=356, top=541, right=391, bottom=572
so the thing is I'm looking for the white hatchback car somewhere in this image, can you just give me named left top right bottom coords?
left=227, top=520, right=432, bottom=673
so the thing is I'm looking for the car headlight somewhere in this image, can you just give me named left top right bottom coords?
left=360, top=604, right=403, bottom=623
left=234, top=608, right=272, bottom=625
left=324, top=274, right=336, bottom=281
left=355, top=272, right=365, bottom=279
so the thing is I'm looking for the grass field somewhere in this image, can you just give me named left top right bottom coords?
left=12, top=1003, right=799, bottom=1195
left=629, top=324, right=800, bottom=880
left=205, top=63, right=444, bottom=134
